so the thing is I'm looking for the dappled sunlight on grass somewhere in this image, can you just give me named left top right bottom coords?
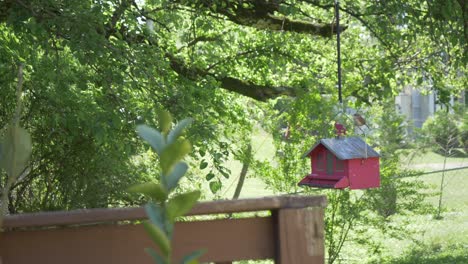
left=403, top=150, right=468, bottom=167
left=198, top=125, right=276, bottom=200
left=378, top=243, right=468, bottom=264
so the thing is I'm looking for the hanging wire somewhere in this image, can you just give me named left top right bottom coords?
left=333, top=0, right=348, bottom=125
left=335, top=0, right=343, bottom=104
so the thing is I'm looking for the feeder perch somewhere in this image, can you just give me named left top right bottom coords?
left=298, top=137, right=380, bottom=189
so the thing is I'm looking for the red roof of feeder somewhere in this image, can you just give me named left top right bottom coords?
left=302, top=136, right=380, bottom=160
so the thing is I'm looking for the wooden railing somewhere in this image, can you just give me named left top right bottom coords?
left=0, top=195, right=326, bottom=264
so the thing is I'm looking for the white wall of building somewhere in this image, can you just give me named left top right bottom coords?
left=395, top=87, right=465, bottom=130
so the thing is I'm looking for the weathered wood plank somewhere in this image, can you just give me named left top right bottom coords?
left=0, top=217, right=275, bottom=263
left=277, top=208, right=325, bottom=264
left=2, top=195, right=326, bottom=229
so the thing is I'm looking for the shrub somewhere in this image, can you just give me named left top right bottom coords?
left=421, top=111, right=461, bottom=156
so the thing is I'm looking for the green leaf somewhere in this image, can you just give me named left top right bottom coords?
left=142, top=221, right=170, bottom=256
left=166, top=162, right=188, bottom=191
left=137, top=125, right=165, bottom=155
left=213, top=152, right=222, bottom=161
left=220, top=170, right=230, bottom=179
left=145, top=203, right=165, bottom=231
left=0, top=125, right=32, bottom=178
left=209, top=181, right=221, bottom=194
left=205, top=172, right=215, bottom=181
left=166, top=191, right=200, bottom=221
left=167, top=118, right=193, bottom=144
left=158, top=111, right=172, bottom=135
left=180, top=249, right=205, bottom=264
left=199, top=149, right=205, bottom=157
left=127, top=182, right=167, bottom=202
left=145, top=247, right=167, bottom=264
left=199, top=161, right=208, bottom=170
left=160, top=139, right=191, bottom=175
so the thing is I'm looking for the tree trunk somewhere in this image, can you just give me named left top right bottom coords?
left=232, top=144, right=252, bottom=199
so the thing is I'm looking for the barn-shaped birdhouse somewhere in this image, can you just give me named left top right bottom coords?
left=298, top=137, right=380, bottom=189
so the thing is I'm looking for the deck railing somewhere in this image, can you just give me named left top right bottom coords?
left=0, top=195, right=326, bottom=264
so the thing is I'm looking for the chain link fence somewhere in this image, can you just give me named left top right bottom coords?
left=408, top=160, right=468, bottom=243
left=375, top=155, right=468, bottom=263
left=331, top=153, right=468, bottom=264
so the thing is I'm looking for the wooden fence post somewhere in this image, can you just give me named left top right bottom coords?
left=1, top=195, right=326, bottom=263
left=276, top=207, right=325, bottom=264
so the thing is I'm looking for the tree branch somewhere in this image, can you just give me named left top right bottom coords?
left=177, top=35, right=222, bottom=52
left=175, top=0, right=343, bottom=36
left=206, top=47, right=269, bottom=71
left=218, top=76, right=297, bottom=101
left=168, top=53, right=297, bottom=101
left=105, top=0, right=132, bottom=39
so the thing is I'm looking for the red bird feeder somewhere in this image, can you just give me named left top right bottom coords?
left=298, top=136, right=380, bottom=189
left=298, top=1, right=380, bottom=190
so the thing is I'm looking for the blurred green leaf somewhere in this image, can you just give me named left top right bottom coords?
left=180, top=249, right=205, bottom=264
left=167, top=118, right=193, bottom=144
left=199, top=149, right=206, bottom=157
left=0, top=125, right=32, bottom=178
left=142, top=221, right=170, bottom=256
left=160, top=139, right=191, bottom=175
left=158, top=111, right=172, bottom=135
left=199, top=161, right=208, bottom=170
left=128, top=182, right=167, bottom=202
left=137, top=125, right=165, bottom=155
left=166, top=162, right=188, bottom=191
left=145, top=247, right=166, bottom=264
left=205, top=172, right=215, bottom=181
left=166, top=191, right=200, bottom=221
left=145, top=203, right=166, bottom=231
left=209, top=181, right=221, bottom=194
left=220, top=170, right=230, bottom=179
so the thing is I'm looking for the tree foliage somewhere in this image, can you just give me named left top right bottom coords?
left=421, top=106, right=467, bottom=155
left=0, top=64, right=32, bottom=226
left=0, top=0, right=465, bottom=212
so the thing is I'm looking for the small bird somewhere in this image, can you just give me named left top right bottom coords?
left=353, top=113, right=368, bottom=127
left=334, top=122, right=347, bottom=136
left=283, top=125, right=290, bottom=140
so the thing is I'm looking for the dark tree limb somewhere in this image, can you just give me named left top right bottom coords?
left=177, top=35, right=222, bottom=52
left=218, top=76, right=296, bottom=101
left=175, top=0, right=344, bottom=36
left=232, top=144, right=252, bottom=200
left=206, top=47, right=271, bottom=71
left=168, top=54, right=297, bottom=101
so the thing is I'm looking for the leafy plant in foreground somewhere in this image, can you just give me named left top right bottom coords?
left=129, top=111, right=203, bottom=264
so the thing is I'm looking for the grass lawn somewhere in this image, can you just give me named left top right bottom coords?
left=405, top=167, right=468, bottom=243
left=409, top=150, right=468, bottom=165
left=209, top=126, right=276, bottom=199
left=381, top=243, right=468, bottom=264
left=340, top=151, right=468, bottom=263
